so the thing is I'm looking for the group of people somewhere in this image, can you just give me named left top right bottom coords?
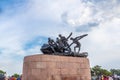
left=92, top=75, right=120, bottom=80
left=7, top=75, right=22, bottom=80
left=0, top=75, right=22, bottom=80
left=101, top=75, right=120, bottom=80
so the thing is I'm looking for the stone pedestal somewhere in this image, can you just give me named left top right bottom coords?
left=22, top=54, right=91, bottom=80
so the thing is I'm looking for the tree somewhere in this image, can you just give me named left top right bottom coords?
left=13, top=73, right=20, bottom=78
left=91, top=65, right=112, bottom=76
left=91, top=65, right=102, bottom=76
left=0, top=70, right=6, bottom=75
left=101, top=69, right=112, bottom=76
left=110, top=69, right=120, bottom=75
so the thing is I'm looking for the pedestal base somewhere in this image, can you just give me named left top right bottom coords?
left=22, top=54, right=91, bottom=80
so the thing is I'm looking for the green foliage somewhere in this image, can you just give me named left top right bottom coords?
left=0, top=70, right=6, bottom=74
left=91, top=65, right=112, bottom=76
left=91, top=65, right=102, bottom=76
left=13, top=73, right=20, bottom=78
left=110, top=69, right=120, bottom=75
left=101, top=69, right=112, bottom=76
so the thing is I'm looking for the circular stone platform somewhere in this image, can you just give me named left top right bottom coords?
left=22, top=54, right=91, bottom=80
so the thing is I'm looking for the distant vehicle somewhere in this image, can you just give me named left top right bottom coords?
left=0, top=74, right=5, bottom=80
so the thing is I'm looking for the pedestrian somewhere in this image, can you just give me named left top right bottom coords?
left=17, top=77, right=21, bottom=80
left=108, top=76, right=113, bottom=80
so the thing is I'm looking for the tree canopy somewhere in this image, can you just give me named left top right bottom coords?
left=110, top=69, right=120, bottom=75
left=0, top=70, right=6, bottom=75
left=13, top=73, right=20, bottom=78
left=91, top=65, right=112, bottom=76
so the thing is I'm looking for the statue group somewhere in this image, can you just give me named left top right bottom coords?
left=41, top=32, right=88, bottom=57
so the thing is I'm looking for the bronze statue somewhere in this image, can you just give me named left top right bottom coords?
left=70, top=34, right=88, bottom=53
left=48, top=38, right=56, bottom=53
left=40, top=33, right=88, bottom=57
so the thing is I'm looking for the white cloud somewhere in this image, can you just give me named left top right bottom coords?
left=87, top=16, right=120, bottom=69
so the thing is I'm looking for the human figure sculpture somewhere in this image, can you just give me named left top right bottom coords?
left=48, top=38, right=55, bottom=45
left=56, top=37, right=64, bottom=53
left=70, top=37, right=81, bottom=53
left=58, top=32, right=72, bottom=54
left=58, top=34, right=68, bottom=47
left=40, top=33, right=88, bottom=57
left=70, top=34, right=88, bottom=53
left=48, top=38, right=56, bottom=53
left=58, top=32, right=72, bottom=47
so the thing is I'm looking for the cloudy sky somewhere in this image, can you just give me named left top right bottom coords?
left=0, top=0, right=120, bottom=75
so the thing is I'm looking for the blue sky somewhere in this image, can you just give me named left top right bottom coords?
left=0, top=0, right=120, bottom=75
